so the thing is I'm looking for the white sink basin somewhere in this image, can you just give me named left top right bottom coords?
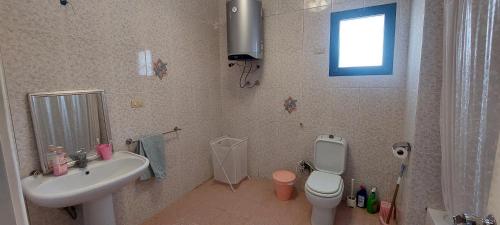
left=22, top=151, right=149, bottom=225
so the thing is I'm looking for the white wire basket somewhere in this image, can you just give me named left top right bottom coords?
left=210, top=136, right=248, bottom=192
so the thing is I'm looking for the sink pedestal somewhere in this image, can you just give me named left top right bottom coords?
left=82, top=195, right=116, bottom=225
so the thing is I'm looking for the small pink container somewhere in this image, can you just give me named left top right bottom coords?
left=97, top=144, right=113, bottom=160
left=52, top=154, right=68, bottom=176
left=53, top=163, right=68, bottom=176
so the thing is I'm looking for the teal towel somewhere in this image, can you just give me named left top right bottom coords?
left=136, top=134, right=166, bottom=181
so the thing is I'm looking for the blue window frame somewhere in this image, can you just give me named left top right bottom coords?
left=329, top=3, right=397, bottom=76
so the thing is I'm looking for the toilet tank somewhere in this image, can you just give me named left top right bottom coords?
left=226, top=0, right=263, bottom=60
left=314, top=135, right=347, bottom=175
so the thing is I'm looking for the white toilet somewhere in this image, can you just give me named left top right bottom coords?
left=305, top=135, right=347, bottom=225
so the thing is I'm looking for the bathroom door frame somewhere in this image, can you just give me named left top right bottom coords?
left=0, top=51, right=29, bottom=225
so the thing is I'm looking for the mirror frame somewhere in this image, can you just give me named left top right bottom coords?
left=28, top=90, right=112, bottom=174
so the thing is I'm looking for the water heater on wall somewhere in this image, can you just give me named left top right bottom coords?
left=226, top=0, right=263, bottom=61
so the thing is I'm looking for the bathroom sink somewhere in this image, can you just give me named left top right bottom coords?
left=21, top=151, right=149, bottom=225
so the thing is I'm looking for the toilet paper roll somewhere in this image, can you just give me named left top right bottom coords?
left=393, top=146, right=409, bottom=160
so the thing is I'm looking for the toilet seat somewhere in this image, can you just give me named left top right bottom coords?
left=306, top=171, right=343, bottom=198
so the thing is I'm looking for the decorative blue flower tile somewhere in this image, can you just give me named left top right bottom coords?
left=284, top=96, right=298, bottom=113
left=153, top=59, right=168, bottom=80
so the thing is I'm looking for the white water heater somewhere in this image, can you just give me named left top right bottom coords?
left=226, top=0, right=263, bottom=61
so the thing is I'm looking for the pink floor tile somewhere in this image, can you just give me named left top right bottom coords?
left=141, top=179, right=381, bottom=225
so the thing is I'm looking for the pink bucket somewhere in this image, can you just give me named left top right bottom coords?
left=272, top=170, right=296, bottom=201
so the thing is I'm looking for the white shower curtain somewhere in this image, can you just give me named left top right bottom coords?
left=441, top=0, right=500, bottom=218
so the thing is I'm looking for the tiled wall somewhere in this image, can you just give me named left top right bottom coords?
left=0, top=1, right=220, bottom=225
left=398, top=0, right=425, bottom=223
left=0, top=0, right=452, bottom=224
left=400, top=0, right=445, bottom=224
left=488, top=21, right=500, bottom=217
left=218, top=0, right=410, bottom=201
left=402, top=0, right=424, bottom=146
left=488, top=134, right=500, bottom=216
left=0, top=145, right=16, bottom=225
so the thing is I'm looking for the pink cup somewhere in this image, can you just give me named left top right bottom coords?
left=97, top=144, right=113, bottom=160
left=53, top=163, right=68, bottom=176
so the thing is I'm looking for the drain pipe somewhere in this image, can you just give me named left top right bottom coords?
left=63, top=206, right=78, bottom=220
left=296, top=160, right=315, bottom=175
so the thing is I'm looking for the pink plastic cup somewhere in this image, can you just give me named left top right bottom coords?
left=97, top=144, right=113, bottom=160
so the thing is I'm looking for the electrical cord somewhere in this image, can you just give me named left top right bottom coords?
left=244, top=62, right=261, bottom=88
left=239, top=61, right=248, bottom=88
left=239, top=61, right=254, bottom=88
left=233, top=60, right=259, bottom=88
left=243, top=62, right=253, bottom=87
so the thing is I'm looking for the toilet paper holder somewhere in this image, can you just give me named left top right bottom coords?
left=392, top=142, right=411, bottom=160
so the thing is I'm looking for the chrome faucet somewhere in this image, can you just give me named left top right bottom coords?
left=453, top=214, right=497, bottom=225
left=69, top=149, right=88, bottom=168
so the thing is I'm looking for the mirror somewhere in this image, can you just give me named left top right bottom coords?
left=29, top=90, right=111, bottom=174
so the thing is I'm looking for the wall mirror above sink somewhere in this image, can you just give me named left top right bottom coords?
left=24, top=90, right=149, bottom=225
left=28, top=90, right=112, bottom=174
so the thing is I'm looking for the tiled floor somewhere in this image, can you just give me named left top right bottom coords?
left=142, top=179, right=384, bottom=225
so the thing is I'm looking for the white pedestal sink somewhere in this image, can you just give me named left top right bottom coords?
left=21, top=151, right=149, bottom=225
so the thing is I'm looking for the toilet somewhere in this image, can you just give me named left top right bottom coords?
left=305, top=135, right=347, bottom=225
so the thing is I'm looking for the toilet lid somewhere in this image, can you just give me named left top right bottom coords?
left=306, top=171, right=342, bottom=195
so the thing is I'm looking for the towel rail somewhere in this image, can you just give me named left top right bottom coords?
left=125, top=126, right=182, bottom=145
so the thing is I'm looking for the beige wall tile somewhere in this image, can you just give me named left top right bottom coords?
left=0, top=1, right=221, bottom=225
left=487, top=134, right=500, bottom=216
left=400, top=0, right=446, bottom=225
left=219, top=0, right=410, bottom=202
left=0, top=0, right=447, bottom=224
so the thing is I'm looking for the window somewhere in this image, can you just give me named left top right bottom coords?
left=137, top=50, right=153, bottom=77
left=329, top=3, right=397, bottom=76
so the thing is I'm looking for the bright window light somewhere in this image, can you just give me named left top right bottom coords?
left=338, top=15, right=385, bottom=68
left=137, top=50, right=153, bottom=77
left=329, top=3, right=397, bottom=76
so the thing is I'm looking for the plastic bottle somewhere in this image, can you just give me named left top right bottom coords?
left=52, top=151, right=68, bottom=176
left=52, top=146, right=68, bottom=176
left=356, top=185, right=367, bottom=208
left=47, top=145, right=57, bottom=169
left=367, top=187, right=379, bottom=214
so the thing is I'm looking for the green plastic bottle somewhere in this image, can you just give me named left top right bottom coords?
left=366, top=187, right=379, bottom=214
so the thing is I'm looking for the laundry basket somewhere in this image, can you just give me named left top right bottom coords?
left=210, top=136, right=248, bottom=191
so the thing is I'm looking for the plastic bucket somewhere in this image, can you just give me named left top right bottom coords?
left=272, top=170, right=296, bottom=201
